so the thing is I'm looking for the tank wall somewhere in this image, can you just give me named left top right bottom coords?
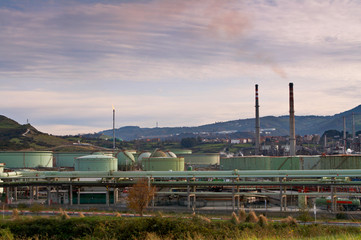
left=0, top=151, right=53, bottom=168
left=320, top=155, right=361, bottom=169
left=182, top=154, right=219, bottom=165
left=300, top=156, right=321, bottom=170
left=75, top=157, right=117, bottom=171
left=53, top=152, right=93, bottom=168
left=172, top=149, right=192, bottom=155
left=220, top=156, right=271, bottom=170
left=269, top=156, right=300, bottom=170
left=142, top=157, right=184, bottom=171
left=116, top=151, right=135, bottom=167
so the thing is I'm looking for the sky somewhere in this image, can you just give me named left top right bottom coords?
left=1, top=0, right=361, bottom=135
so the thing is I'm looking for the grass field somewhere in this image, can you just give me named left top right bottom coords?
left=1, top=209, right=361, bottom=240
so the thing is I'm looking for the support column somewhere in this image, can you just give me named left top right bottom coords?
left=331, top=186, right=335, bottom=212
left=283, top=186, right=287, bottom=211
left=14, top=187, right=17, bottom=202
left=6, top=187, right=10, bottom=204
left=192, top=180, right=196, bottom=212
left=106, top=186, right=110, bottom=207
left=47, top=186, right=51, bottom=206
left=113, top=188, right=117, bottom=206
left=236, top=183, right=240, bottom=211
left=30, top=186, right=34, bottom=204
left=69, top=185, right=73, bottom=206
left=232, top=183, right=235, bottom=212
left=77, top=188, right=80, bottom=205
left=35, top=186, right=39, bottom=200
left=187, top=179, right=190, bottom=210
left=279, top=186, right=283, bottom=212
left=56, top=187, right=59, bottom=205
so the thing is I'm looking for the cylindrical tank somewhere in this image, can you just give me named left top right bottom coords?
left=165, top=151, right=177, bottom=158
left=116, top=150, right=135, bottom=170
left=171, top=149, right=192, bottom=155
left=150, top=150, right=167, bottom=158
left=0, top=151, right=53, bottom=168
left=142, top=157, right=184, bottom=171
left=75, top=154, right=117, bottom=171
left=220, top=156, right=271, bottom=170
left=137, top=151, right=151, bottom=164
left=182, top=153, right=220, bottom=166
left=53, top=152, right=93, bottom=168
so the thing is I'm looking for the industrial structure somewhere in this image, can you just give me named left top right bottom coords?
left=0, top=83, right=360, bottom=214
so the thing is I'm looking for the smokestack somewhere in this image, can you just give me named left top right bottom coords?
left=343, top=116, right=346, bottom=154
left=352, top=113, right=355, bottom=139
left=113, top=105, right=115, bottom=149
left=255, top=84, right=260, bottom=155
left=289, top=83, right=296, bottom=156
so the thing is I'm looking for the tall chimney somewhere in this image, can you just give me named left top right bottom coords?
left=255, top=84, right=260, bottom=155
left=289, top=83, right=296, bottom=156
left=343, top=116, right=346, bottom=153
left=352, top=113, right=355, bottom=139
left=113, top=105, right=116, bottom=149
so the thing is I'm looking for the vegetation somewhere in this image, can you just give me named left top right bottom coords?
left=0, top=215, right=360, bottom=239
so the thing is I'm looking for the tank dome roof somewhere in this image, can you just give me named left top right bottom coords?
left=151, top=150, right=167, bottom=158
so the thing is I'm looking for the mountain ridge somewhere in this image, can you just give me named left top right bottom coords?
left=101, top=105, right=361, bottom=141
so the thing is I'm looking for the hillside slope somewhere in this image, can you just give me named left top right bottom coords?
left=0, top=115, right=71, bottom=150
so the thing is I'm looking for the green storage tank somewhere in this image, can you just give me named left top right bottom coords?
left=182, top=153, right=220, bottom=166
left=137, top=151, right=151, bottom=164
left=116, top=150, right=135, bottom=170
left=320, top=155, right=361, bottom=169
left=269, top=156, right=300, bottom=170
left=0, top=151, right=53, bottom=168
left=53, top=152, right=94, bottom=168
left=75, top=154, right=117, bottom=171
left=220, top=156, right=271, bottom=170
left=142, top=157, right=184, bottom=171
left=300, top=155, right=321, bottom=170
left=171, top=149, right=192, bottom=155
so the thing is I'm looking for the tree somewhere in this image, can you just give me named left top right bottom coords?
left=180, top=137, right=197, bottom=148
left=126, top=178, right=155, bottom=216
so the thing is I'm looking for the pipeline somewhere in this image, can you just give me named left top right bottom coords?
left=1, top=169, right=361, bottom=180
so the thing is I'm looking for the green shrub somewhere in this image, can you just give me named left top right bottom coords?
left=336, top=212, right=348, bottom=220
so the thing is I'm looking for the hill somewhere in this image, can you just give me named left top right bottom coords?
left=100, top=105, right=361, bottom=141
left=0, top=115, right=72, bottom=151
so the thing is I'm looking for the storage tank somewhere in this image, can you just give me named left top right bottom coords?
left=0, top=151, right=53, bottom=168
left=75, top=154, right=117, bottom=171
left=137, top=151, right=151, bottom=164
left=142, top=157, right=184, bottom=171
left=220, top=156, right=271, bottom=170
left=116, top=150, right=135, bottom=170
left=270, top=156, right=300, bottom=170
left=151, top=150, right=167, bottom=158
left=165, top=151, right=177, bottom=158
left=182, top=153, right=220, bottom=166
left=171, top=149, right=192, bottom=155
left=53, top=152, right=93, bottom=168
left=320, top=155, right=361, bottom=169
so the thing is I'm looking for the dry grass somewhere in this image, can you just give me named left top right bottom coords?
left=281, top=216, right=298, bottom=226
left=258, top=214, right=268, bottom=227
left=230, top=212, right=240, bottom=225
left=11, top=209, right=20, bottom=220
left=239, top=208, right=247, bottom=222
left=246, top=211, right=259, bottom=223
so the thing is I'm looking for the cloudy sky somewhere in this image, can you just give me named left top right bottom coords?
left=1, top=0, right=361, bottom=135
